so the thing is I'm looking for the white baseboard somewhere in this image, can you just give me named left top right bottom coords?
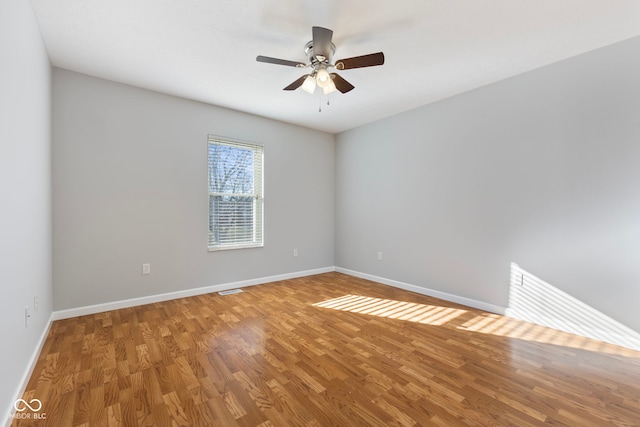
left=336, top=267, right=506, bottom=315
left=6, top=312, right=54, bottom=427
left=52, top=266, right=336, bottom=320
left=51, top=266, right=504, bottom=321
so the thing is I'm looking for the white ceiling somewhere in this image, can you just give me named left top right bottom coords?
left=31, top=0, right=640, bottom=134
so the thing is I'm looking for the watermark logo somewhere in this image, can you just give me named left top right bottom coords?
left=14, top=399, right=42, bottom=412
left=11, top=399, right=46, bottom=420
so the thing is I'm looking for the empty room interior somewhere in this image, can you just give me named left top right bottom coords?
left=3, top=0, right=640, bottom=425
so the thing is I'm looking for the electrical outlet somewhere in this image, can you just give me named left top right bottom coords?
left=25, top=306, right=31, bottom=327
left=377, top=252, right=383, bottom=261
left=293, top=249, right=298, bottom=257
left=142, top=263, right=151, bottom=275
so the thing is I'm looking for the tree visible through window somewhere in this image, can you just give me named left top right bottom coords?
left=208, top=136, right=263, bottom=250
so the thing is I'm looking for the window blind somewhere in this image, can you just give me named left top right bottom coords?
left=208, top=136, right=263, bottom=250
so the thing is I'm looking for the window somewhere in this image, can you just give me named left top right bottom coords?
left=208, top=136, right=263, bottom=250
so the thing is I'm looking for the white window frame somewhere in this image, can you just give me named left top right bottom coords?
left=208, top=135, right=264, bottom=251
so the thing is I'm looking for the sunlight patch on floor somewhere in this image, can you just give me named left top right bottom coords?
left=458, top=312, right=640, bottom=357
left=312, top=295, right=467, bottom=326
left=312, top=292, right=640, bottom=357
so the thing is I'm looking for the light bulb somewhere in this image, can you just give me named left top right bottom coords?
left=301, top=75, right=316, bottom=94
left=316, top=69, right=331, bottom=88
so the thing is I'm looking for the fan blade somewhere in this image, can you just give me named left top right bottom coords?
left=257, top=55, right=306, bottom=68
left=312, top=26, right=333, bottom=60
left=283, top=75, right=309, bottom=91
left=330, top=73, right=355, bottom=93
left=335, top=52, right=385, bottom=70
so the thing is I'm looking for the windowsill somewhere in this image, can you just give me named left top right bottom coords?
left=208, top=244, right=264, bottom=252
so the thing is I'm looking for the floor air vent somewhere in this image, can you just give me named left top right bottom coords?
left=218, top=289, right=243, bottom=296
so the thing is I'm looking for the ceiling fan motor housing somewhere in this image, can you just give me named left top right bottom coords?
left=304, top=40, right=336, bottom=71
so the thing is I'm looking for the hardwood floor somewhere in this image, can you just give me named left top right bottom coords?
left=12, top=272, right=640, bottom=426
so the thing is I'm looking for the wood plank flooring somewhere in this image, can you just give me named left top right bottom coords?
left=12, top=272, right=640, bottom=426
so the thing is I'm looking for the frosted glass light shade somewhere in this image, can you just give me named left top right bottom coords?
left=301, top=75, right=316, bottom=93
left=322, top=79, right=337, bottom=95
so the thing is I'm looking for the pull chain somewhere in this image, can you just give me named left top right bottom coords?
left=317, top=96, right=331, bottom=112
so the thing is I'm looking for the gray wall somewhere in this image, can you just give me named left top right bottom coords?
left=53, top=69, right=335, bottom=310
left=0, top=0, right=53, bottom=415
left=336, top=36, right=640, bottom=333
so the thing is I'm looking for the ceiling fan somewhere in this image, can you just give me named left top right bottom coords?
left=257, top=26, right=384, bottom=95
